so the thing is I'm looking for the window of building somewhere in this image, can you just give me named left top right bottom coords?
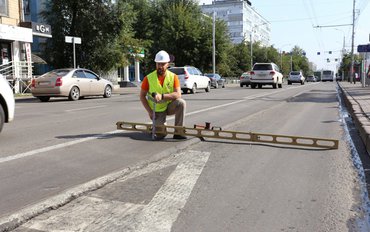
left=0, top=0, right=8, bottom=16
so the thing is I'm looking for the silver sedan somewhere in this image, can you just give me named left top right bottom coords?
left=31, top=68, right=113, bottom=102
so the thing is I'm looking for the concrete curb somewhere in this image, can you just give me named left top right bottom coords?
left=339, top=83, right=370, bottom=155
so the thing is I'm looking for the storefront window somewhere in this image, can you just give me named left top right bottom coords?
left=0, top=0, right=8, bottom=16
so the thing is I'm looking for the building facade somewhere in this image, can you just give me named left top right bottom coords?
left=0, top=0, right=33, bottom=93
left=201, top=0, right=271, bottom=46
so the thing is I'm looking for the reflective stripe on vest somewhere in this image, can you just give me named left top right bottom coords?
left=147, top=70, right=175, bottom=112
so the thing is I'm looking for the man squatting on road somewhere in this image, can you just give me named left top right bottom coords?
left=139, top=50, right=187, bottom=140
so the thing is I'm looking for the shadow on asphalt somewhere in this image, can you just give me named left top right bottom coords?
left=200, top=139, right=335, bottom=151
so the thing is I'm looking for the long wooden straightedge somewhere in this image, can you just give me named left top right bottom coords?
left=116, top=121, right=339, bottom=149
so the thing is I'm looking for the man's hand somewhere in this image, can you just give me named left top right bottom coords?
left=152, top=92, right=163, bottom=102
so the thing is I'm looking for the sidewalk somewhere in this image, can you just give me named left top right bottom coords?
left=339, top=81, right=370, bottom=154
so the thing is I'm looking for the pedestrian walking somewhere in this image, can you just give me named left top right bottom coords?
left=139, top=50, right=187, bottom=140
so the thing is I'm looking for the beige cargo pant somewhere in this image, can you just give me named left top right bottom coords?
left=154, top=98, right=186, bottom=138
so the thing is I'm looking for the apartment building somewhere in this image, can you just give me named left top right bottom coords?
left=0, top=0, right=32, bottom=65
left=0, top=0, right=52, bottom=92
left=201, top=0, right=271, bottom=46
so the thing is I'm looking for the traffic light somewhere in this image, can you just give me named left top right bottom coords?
left=327, top=58, right=330, bottom=62
left=317, top=52, right=321, bottom=55
left=329, top=51, right=332, bottom=54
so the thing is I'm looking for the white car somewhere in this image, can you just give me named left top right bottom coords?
left=250, top=63, right=283, bottom=89
left=168, top=66, right=211, bottom=94
left=0, top=75, right=15, bottom=133
left=288, top=71, right=305, bottom=85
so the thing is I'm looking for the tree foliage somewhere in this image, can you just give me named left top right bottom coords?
left=40, top=0, right=313, bottom=78
left=41, top=0, right=133, bottom=73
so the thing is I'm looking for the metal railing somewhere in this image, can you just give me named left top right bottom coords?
left=0, top=61, right=33, bottom=94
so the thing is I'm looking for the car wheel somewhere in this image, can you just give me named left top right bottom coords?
left=69, top=86, right=80, bottom=101
left=288, top=81, right=292, bottom=85
left=258, top=84, right=262, bottom=89
left=191, top=84, right=197, bottom=94
left=103, top=85, right=112, bottom=98
left=278, top=83, right=282, bottom=88
left=38, top=96, right=50, bottom=102
left=240, top=84, right=244, bottom=87
left=215, top=82, right=219, bottom=89
left=301, top=81, right=304, bottom=85
left=251, top=83, right=256, bottom=89
left=222, top=82, right=225, bottom=88
left=205, top=83, right=211, bottom=92
left=0, top=104, right=4, bottom=133
left=272, top=83, right=277, bottom=89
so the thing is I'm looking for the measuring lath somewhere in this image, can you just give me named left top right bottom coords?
left=116, top=121, right=339, bottom=149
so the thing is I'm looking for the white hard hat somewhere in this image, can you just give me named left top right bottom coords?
left=154, top=50, right=170, bottom=63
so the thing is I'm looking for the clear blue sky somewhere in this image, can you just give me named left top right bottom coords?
left=198, top=0, right=370, bottom=71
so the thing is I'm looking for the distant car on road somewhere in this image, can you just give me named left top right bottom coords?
left=0, top=75, right=15, bottom=133
left=168, top=66, right=210, bottom=94
left=336, top=75, right=343, bottom=81
left=250, top=63, right=283, bottom=89
left=31, top=68, right=113, bottom=102
left=205, top=73, right=225, bottom=88
left=288, top=71, right=305, bottom=85
left=306, top=75, right=317, bottom=82
left=239, top=72, right=251, bottom=87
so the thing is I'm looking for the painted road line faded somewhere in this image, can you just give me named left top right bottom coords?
left=65, top=105, right=107, bottom=112
left=17, top=151, right=210, bottom=231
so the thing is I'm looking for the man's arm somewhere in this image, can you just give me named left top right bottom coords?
left=140, top=89, right=153, bottom=119
left=162, top=87, right=181, bottom=101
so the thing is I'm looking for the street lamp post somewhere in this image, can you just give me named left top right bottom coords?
left=350, top=0, right=356, bottom=83
left=212, top=11, right=216, bottom=75
left=202, top=12, right=216, bottom=75
left=250, top=22, right=267, bottom=69
left=279, top=44, right=291, bottom=72
left=250, top=31, right=253, bottom=68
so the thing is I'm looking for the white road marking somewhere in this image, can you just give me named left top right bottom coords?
left=135, top=151, right=210, bottom=232
left=0, top=130, right=121, bottom=164
left=19, top=151, right=210, bottom=231
left=65, top=105, right=106, bottom=112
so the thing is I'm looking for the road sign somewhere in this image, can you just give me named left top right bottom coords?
left=357, top=44, right=370, bottom=53
left=65, top=36, right=82, bottom=68
left=65, top=36, right=81, bottom=44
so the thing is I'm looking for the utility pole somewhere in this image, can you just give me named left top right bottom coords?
left=250, top=30, right=253, bottom=68
left=212, top=11, right=216, bottom=75
left=350, top=0, right=356, bottom=83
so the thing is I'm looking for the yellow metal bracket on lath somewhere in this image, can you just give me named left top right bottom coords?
left=116, top=121, right=339, bottom=149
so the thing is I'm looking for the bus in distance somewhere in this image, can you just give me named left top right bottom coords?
left=321, top=70, right=334, bottom=82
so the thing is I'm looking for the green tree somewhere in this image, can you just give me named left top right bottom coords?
left=41, top=0, right=134, bottom=73
left=338, top=52, right=362, bottom=80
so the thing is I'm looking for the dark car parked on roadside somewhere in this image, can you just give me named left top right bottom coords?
left=205, top=73, right=225, bottom=88
left=239, top=72, right=251, bottom=87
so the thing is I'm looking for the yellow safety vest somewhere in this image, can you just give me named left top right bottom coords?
left=147, top=70, right=175, bottom=112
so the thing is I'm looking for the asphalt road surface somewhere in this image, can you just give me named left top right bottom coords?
left=0, top=82, right=368, bottom=231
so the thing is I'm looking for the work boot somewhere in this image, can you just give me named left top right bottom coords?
left=154, top=135, right=166, bottom=141
left=173, top=134, right=187, bottom=140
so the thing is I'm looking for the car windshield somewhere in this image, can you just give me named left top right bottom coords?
left=253, top=64, right=272, bottom=70
left=205, top=74, right=215, bottom=77
left=168, top=68, right=185, bottom=75
left=290, top=72, right=300, bottom=75
left=41, top=69, right=70, bottom=78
